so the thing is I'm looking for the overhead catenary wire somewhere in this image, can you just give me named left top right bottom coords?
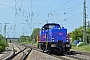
left=0, top=1, right=31, bottom=17
left=39, top=11, right=83, bottom=24
left=33, top=0, right=57, bottom=21
left=52, top=0, right=72, bottom=13
left=0, top=3, right=15, bottom=9
left=64, top=3, right=83, bottom=14
left=66, top=12, right=83, bottom=20
left=39, top=0, right=57, bottom=14
left=63, top=3, right=83, bottom=11
left=39, top=12, right=83, bottom=24
left=13, top=0, right=24, bottom=37
left=39, top=2, right=83, bottom=17
left=0, top=0, right=85, bottom=24
left=1, top=0, right=90, bottom=38
left=36, top=0, right=72, bottom=23
left=53, top=2, right=83, bottom=15
left=0, top=0, right=33, bottom=35
left=15, top=0, right=23, bottom=11
left=0, top=0, right=75, bottom=21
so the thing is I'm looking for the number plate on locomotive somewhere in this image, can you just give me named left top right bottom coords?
left=51, top=44, right=56, bottom=47
left=66, top=44, right=70, bottom=47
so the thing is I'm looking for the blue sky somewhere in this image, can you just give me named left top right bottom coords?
left=0, top=0, right=90, bottom=38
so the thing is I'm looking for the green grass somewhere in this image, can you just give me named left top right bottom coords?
left=71, top=43, right=90, bottom=52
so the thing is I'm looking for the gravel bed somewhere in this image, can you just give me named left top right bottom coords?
left=28, top=50, right=61, bottom=60
left=0, top=43, right=13, bottom=60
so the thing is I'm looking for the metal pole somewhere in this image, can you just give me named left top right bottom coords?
left=83, top=0, right=87, bottom=43
left=0, top=23, right=2, bottom=34
left=4, top=23, right=6, bottom=42
left=4, top=23, right=9, bottom=42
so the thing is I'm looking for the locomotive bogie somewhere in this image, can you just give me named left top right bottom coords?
left=38, top=41, right=71, bottom=53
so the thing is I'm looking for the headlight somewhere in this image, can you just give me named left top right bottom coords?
left=52, top=40, right=54, bottom=42
left=66, top=38, right=68, bottom=40
left=52, top=38, right=54, bottom=39
left=52, top=38, right=54, bottom=42
left=67, top=40, right=68, bottom=42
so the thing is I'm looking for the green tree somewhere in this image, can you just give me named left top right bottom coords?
left=86, top=28, right=90, bottom=43
left=70, top=26, right=83, bottom=42
left=19, top=35, right=30, bottom=42
left=19, top=28, right=40, bottom=44
left=30, top=28, right=40, bottom=42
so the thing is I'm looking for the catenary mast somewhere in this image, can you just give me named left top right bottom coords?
left=83, top=0, right=87, bottom=43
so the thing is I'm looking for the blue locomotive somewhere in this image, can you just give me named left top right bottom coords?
left=37, top=23, right=71, bottom=54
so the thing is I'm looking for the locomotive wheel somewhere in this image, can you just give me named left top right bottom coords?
left=48, top=51, right=51, bottom=54
left=47, top=48, right=51, bottom=54
left=39, top=43, right=41, bottom=49
left=43, top=48, right=45, bottom=53
left=70, top=51, right=76, bottom=55
left=42, top=46, right=45, bottom=53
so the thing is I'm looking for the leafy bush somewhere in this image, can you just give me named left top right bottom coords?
left=71, top=43, right=77, bottom=49
left=71, top=43, right=77, bottom=47
left=0, top=34, right=8, bottom=52
left=0, top=40, right=8, bottom=52
left=78, top=42, right=87, bottom=47
left=0, top=46, right=3, bottom=52
left=71, top=42, right=90, bottom=52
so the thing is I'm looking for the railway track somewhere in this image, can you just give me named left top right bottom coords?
left=24, top=44, right=76, bottom=60
left=5, top=43, right=32, bottom=60
left=65, top=51, right=90, bottom=60
left=75, top=51, right=90, bottom=56
left=25, top=44, right=90, bottom=60
left=5, top=43, right=90, bottom=60
left=48, top=50, right=90, bottom=60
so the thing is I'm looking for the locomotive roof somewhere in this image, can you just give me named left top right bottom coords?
left=44, top=23, right=60, bottom=26
left=41, top=23, right=67, bottom=30
left=41, top=23, right=61, bottom=29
